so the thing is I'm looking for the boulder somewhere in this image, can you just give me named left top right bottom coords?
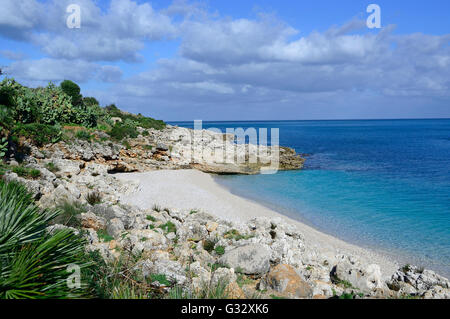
left=388, top=265, right=450, bottom=297
left=211, top=268, right=237, bottom=286
left=140, top=259, right=187, bottom=285
left=206, top=221, right=219, bottom=233
left=259, top=264, right=313, bottom=298
left=332, top=257, right=386, bottom=294
left=219, top=244, right=271, bottom=275
left=51, top=159, right=82, bottom=176
left=225, top=282, right=246, bottom=299
left=107, top=218, right=125, bottom=238
left=81, top=212, right=107, bottom=231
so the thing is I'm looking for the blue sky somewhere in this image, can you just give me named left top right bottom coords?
left=0, top=0, right=449, bottom=121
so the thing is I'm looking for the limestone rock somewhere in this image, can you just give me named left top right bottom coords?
left=259, top=264, right=313, bottom=298
left=225, top=282, right=246, bottom=299
left=107, top=218, right=125, bottom=238
left=332, top=257, right=387, bottom=294
left=219, top=244, right=271, bottom=275
left=81, top=212, right=107, bottom=230
left=211, top=268, right=237, bottom=286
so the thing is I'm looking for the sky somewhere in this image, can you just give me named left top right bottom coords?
left=0, top=0, right=449, bottom=121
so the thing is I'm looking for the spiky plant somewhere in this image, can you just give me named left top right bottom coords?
left=0, top=180, right=89, bottom=299
left=0, top=230, right=87, bottom=299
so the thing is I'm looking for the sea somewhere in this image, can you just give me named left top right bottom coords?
left=169, top=119, right=450, bottom=277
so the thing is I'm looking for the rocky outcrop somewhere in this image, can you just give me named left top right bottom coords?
left=259, top=264, right=313, bottom=299
left=219, top=244, right=271, bottom=276
left=20, top=125, right=304, bottom=176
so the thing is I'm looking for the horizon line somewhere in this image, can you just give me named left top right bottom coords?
left=166, top=117, right=450, bottom=123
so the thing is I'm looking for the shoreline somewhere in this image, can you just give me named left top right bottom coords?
left=212, top=175, right=449, bottom=278
left=116, top=169, right=400, bottom=281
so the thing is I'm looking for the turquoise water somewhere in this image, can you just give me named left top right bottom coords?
left=170, top=119, right=450, bottom=276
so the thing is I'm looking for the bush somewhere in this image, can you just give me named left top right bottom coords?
left=96, top=229, right=113, bottom=243
left=214, top=246, right=225, bottom=256
left=75, top=130, right=92, bottom=141
left=12, top=166, right=41, bottom=179
left=168, top=280, right=229, bottom=299
left=13, top=123, right=61, bottom=146
left=82, top=248, right=160, bottom=299
left=52, top=201, right=86, bottom=228
left=203, top=240, right=215, bottom=253
left=0, top=137, right=8, bottom=158
left=29, top=169, right=41, bottom=179
left=105, top=104, right=165, bottom=131
left=60, top=80, right=82, bottom=106
left=85, top=191, right=102, bottom=206
left=45, top=162, right=60, bottom=173
left=109, top=123, right=138, bottom=141
left=0, top=180, right=89, bottom=299
left=158, top=222, right=176, bottom=234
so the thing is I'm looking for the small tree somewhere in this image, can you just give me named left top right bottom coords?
left=60, top=80, right=82, bottom=106
left=83, top=97, right=99, bottom=106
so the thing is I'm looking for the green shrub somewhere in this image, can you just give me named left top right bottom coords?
left=52, top=201, right=86, bottom=228
left=223, top=229, right=254, bottom=241
left=13, top=123, right=61, bottom=146
left=236, top=274, right=255, bottom=288
left=109, top=123, right=138, bottom=141
left=0, top=105, right=14, bottom=129
left=168, top=280, right=229, bottom=299
left=82, top=249, right=159, bottom=299
left=29, top=169, right=41, bottom=179
left=12, top=166, right=27, bottom=177
left=105, top=104, right=165, bottom=131
left=0, top=82, right=15, bottom=108
left=12, top=166, right=41, bottom=179
left=203, top=240, right=215, bottom=253
left=0, top=137, right=8, bottom=158
left=97, top=229, right=113, bottom=243
left=0, top=180, right=88, bottom=299
left=85, top=191, right=102, bottom=206
left=60, top=80, right=82, bottom=106
left=75, top=130, right=92, bottom=141
left=150, top=274, right=171, bottom=286
left=158, top=222, right=177, bottom=234
left=214, top=246, right=225, bottom=256
left=45, top=162, right=60, bottom=173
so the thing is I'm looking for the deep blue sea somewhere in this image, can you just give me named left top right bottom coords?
left=170, top=119, right=450, bottom=276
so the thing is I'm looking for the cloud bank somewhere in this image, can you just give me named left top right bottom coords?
left=0, top=0, right=449, bottom=120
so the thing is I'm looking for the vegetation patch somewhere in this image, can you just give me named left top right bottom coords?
left=236, top=274, right=254, bottom=288
left=12, top=166, right=41, bottom=179
left=223, top=229, right=254, bottom=241
left=97, top=229, right=113, bottom=242
left=85, top=191, right=102, bottom=205
left=203, top=239, right=216, bottom=253
left=75, top=130, right=93, bottom=141
left=150, top=274, right=172, bottom=286
left=52, top=200, right=86, bottom=228
left=12, top=123, right=62, bottom=146
left=45, top=162, right=60, bottom=173
left=214, top=245, right=225, bottom=256
left=0, top=180, right=89, bottom=299
left=158, top=221, right=177, bottom=234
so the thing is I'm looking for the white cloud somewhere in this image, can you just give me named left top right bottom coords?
left=0, top=1, right=449, bottom=119
left=0, top=0, right=177, bottom=62
left=7, top=58, right=122, bottom=85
